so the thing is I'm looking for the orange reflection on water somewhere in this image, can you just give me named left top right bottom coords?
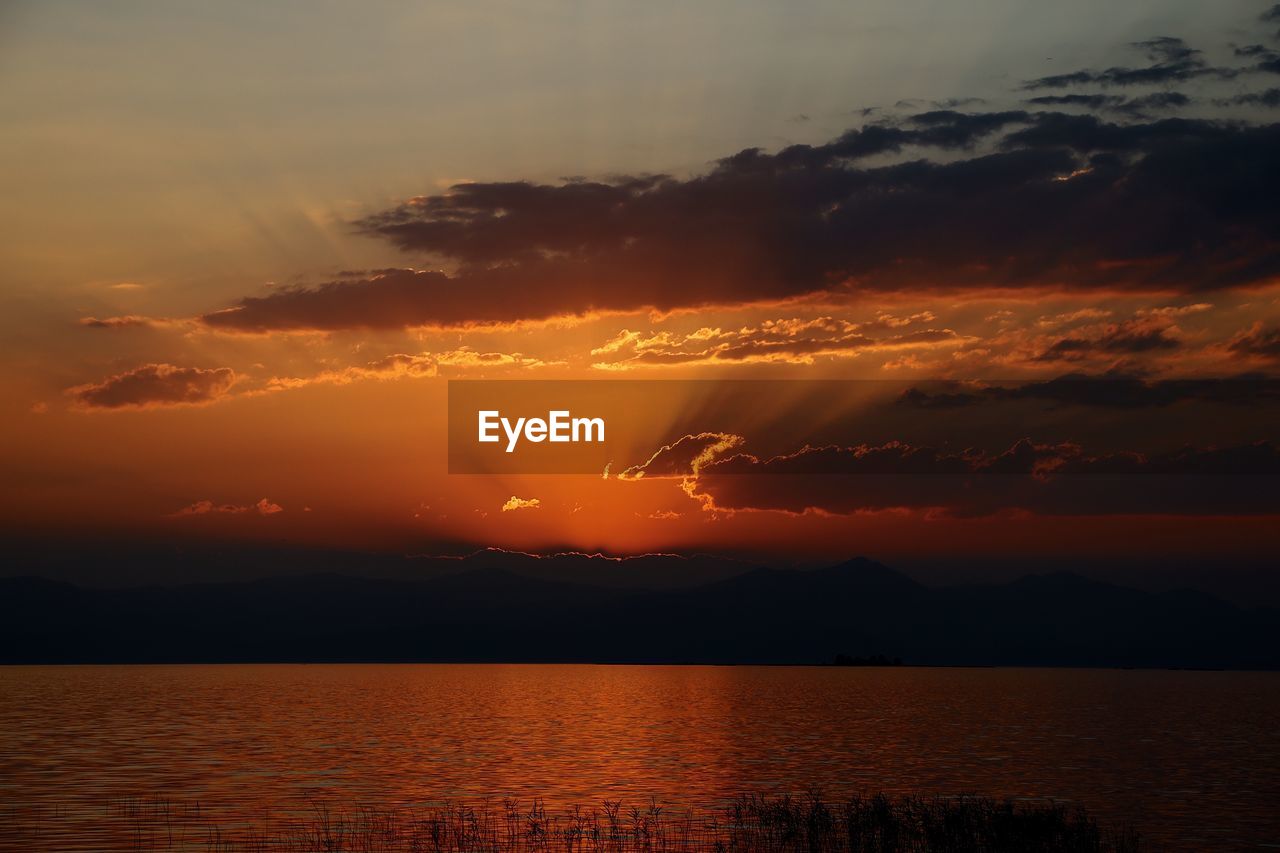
left=2, top=664, right=1279, bottom=851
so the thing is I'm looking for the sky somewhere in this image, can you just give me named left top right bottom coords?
left=2, top=0, right=1279, bottom=580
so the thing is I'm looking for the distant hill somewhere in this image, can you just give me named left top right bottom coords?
left=2, top=542, right=758, bottom=589
left=2, top=558, right=1276, bottom=667
left=405, top=548, right=760, bottom=590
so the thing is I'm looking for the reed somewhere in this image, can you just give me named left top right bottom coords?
left=38, top=792, right=1141, bottom=853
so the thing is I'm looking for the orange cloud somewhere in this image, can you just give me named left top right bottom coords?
left=67, top=364, right=238, bottom=410
left=264, top=348, right=556, bottom=393
left=169, top=497, right=283, bottom=517
left=80, top=315, right=155, bottom=329
left=1226, top=322, right=1280, bottom=361
left=78, top=315, right=191, bottom=330
left=1032, top=316, right=1186, bottom=362
left=618, top=432, right=745, bottom=480
left=501, top=496, right=541, bottom=512
left=264, top=353, right=439, bottom=392
left=435, top=348, right=562, bottom=369
left=592, top=316, right=963, bottom=370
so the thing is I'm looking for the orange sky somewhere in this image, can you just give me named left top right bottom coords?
left=5, top=286, right=1278, bottom=563
left=2, top=1, right=1279, bottom=571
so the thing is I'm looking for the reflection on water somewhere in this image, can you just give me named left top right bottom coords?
left=1, top=665, right=1277, bottom=850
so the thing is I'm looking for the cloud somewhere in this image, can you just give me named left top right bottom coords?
left=79, top=315, right=176, bottom=329
left=592, top=316, right=963, bottom=369
left=1226, top=323, right=1280, bottom=360
left=67, top=364, right=237, bottom=410
left=1026, top=94, right=1122, bottom=110
left=683, top=439, right=1280, bottom=517
left=173, top=14, right=1280, bottom=335
left=1134, top=303, right=1213, bottom=317
left=1234, top=42, right=1280, bottom=74
left=897, top=374, right=1280, bottom=409
left=69, top=348, right=557, bottom=412
left=501, top=496, right=541, bottom=512
left=169, top=497, right=283, bottom=517
left=1027, top=92, right=1192, bottom=118
left=264, top=353, right=439, bottom=392
left=618, top=432, right=745, bottom=480
left=435, top=348, right=560, bottom=369
left=1036, top=308, right=1113, bottom=326
left=1112, top=91, right=1193, bottom=116
left=1022, top=37, right=1233, bottom=89
left=1033, top=318, right=1184, bottom=361
left=202, top=269, right=479, bottom=332
left=194, top=95, right=1280, bottom=332
left=1218, top=87, right=1280, bottom=107
left=263, top=348, right=554, bottom=392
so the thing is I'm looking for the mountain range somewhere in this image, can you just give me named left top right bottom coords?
left=3, top=556, right=1276, bottom=668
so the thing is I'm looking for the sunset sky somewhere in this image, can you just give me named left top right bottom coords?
left=3, top=1, right=1279, bottom=578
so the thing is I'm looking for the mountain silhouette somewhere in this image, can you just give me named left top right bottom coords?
left=2, top=558, right=1275, bottom=667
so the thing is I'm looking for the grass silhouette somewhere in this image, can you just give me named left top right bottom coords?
left=73, top=792, right=1139, bottom=853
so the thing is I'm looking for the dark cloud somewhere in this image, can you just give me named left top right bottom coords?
left=1227, top=323, right=1280, bottom=359
left=1217, top=87, right=1280, bottom=107
left=897, top=375, right=1280, bottom=410
left=1033, top=319, right=1183, bottom=362
left=1235, top=42, right=1280, bottom=73
left=1261, top=4, right=1280, bottom=39
left=1234, top=44, right=1274, bottom=58
left=1113, top=91, right=1192, bottom=116
left=932, top=97, right=986, bottom=109
left=195, top=22, right=1280, bottom=332
left=1137, top=36, right=1201, bottom=64
left=67, top=364, right=238, bottom=410
left=1026, top=93, right=1123, bottom=109
left=198, top=113, right=1280, bottom=331
left=700, top=438, right=1280, bottom=477
left=998, top=113, right=1227, bottom=152
left=203, top=269, right=469, bottom=331
left=1022, top=37, right=1235, bottom=89
left=684, top=439, right=1280, bottom=517
left=1026, top=92, right=1191, bottom=118
left=899, top=109, right=1032, bottom=145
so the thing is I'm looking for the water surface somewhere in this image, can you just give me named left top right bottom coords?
left=1, top=665, right=1277, bottom=850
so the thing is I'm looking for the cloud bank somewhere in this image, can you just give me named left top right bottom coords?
left=654, top=437, right=1280, bottom=518
left=193, top=18, right=1280, bottom=334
